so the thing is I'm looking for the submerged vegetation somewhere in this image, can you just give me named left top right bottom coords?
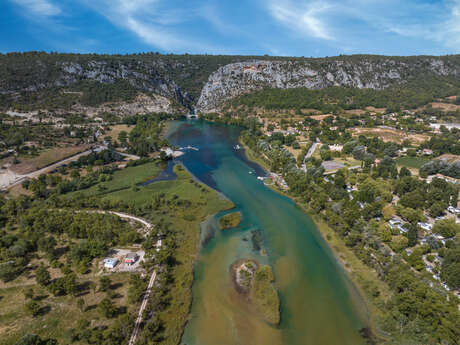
left=232, top=260, right=280, bottom=325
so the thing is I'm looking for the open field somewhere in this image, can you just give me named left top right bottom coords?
left=351, top=127, right=429, bottom=144
left=395, top=156, right=430, bottom=169
left=9, top=145, right=90, bottom=174
left=430, top=102, right=460, bottom=112
left=104, top=124, right=134, bottom=142
left=365, top=106, right=386, bottom=113
left=0, top=272, right=135, bottom=345
left=438, top=154, right=460, bottom=162
left=284, top=145, right=303, bottom=159
left=65, top=161, right=161, bottom=198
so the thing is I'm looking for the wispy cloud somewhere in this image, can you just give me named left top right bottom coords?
left=78, top=0, right=222, bottom=53
left=9, top=0, right=60, bottom=17
left=267, top=0, right=333, bottom=40
left=266, top=0, right=460, bottom=52
left=438, top=0, right=460, bottom=47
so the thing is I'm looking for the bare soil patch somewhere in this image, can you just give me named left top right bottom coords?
left=430, top=102, right=460, bottom=112
left=351, top=127, right=429, bottom=144
left=10, top=145, right=89, bottom=174
left=438, top=154, right=460, bottom=162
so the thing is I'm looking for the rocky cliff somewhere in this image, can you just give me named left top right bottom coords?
left=196, top=57, right=460, bottom=113
left=0, top=57, right=192, bottom=110
left=1, top=53, right=459, bottom=114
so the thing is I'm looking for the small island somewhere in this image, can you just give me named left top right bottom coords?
left=231, top=259, right=280, bottom=325
left=219, top=211, right=241, bottom=230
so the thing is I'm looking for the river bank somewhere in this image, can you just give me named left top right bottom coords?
left=167, top=120, right=369, bottom=345
left=240, top=136, right=390, bottom=342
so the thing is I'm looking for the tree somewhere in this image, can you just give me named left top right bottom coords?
left=25, top=300, right=41, bottom=317
left=433, top=219, right=460, bottom=238
left=99, top=276, right=111, bottom=292
left=14, top=334, right=57, bottom=345
left=383, top=204, right=395, bottom=221
left=352, top=145, right=367, bottom=160
left=429, top=201, right=446, bottom=217
left=37, top=236, right=56, bottom=256
left=391, top=235, right=408, bottom=252
left=407, top=224, right=418, bottom=247
left=98, top=297, right=116, bottom=318
left=399, top=166, right=411, bottom=178
left=35, top=265, right=50, bottom=286
left=77, top=298, right=85, bottom=312
left=24, top=287, right=34, bottom=300
left=118, top=130, right=128, bottom=146
left=440, top=248, right=460, bottom=290
left=399, top=190, right=425, bottom=209
left=63, top=273, right=77, bottom=296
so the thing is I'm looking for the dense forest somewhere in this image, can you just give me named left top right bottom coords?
left=230, top=76, right=460, bottom=113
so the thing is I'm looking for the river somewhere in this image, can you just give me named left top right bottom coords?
left=167, top=120, right=369, bottom=345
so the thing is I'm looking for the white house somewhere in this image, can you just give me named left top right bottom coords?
left=104, top=258, right=118, bottom=269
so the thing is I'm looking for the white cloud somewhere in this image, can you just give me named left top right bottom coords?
left=10, top=0, right=61, bottom=16
left=268, top=0, right=333, bottom=40
left=439, top=0, right=460, bottom=47
left=266, top=0, right=460, bottom=52
left=78, top=0, right=222, bottom=52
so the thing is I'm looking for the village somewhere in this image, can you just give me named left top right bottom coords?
left=235, top=99, right=460, bottom=303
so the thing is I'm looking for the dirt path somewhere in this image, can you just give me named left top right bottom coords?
left=128, top=270, right=158, bottom=345
left=93, top=210, right=160, bottom=345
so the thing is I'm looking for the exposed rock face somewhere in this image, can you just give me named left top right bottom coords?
left=196, top=58, right=460, bottom=113
left=0, top=59, right=193, bottom=109
left=71, top=93, right=174, bottom=117
left=1, top=54, right=459, bottom=114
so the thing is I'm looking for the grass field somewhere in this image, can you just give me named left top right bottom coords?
left=395, top=156, right=430, bottom=169
left=65, top=161, right=162, bottom=199
left=0, top=272, right=135, bottom=345
left=104, top=124, right=134, bottom=143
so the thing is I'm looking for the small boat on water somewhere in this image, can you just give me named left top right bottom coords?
left=179, top=145, right=199, bottom=151
left=257, top=176, right=264, bottom=181
left=234, top=144, right=241, bottom=150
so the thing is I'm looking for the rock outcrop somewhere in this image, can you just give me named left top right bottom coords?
left=196, top=58, right=460, bottom=113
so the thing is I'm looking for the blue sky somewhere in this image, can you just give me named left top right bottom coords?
left=1, top=0, right=459, bottom=56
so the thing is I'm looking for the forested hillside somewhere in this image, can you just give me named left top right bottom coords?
left=0, top=52, right=459, bottom=113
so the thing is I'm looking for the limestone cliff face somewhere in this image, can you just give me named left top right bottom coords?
left=196, top=58, right=460, bottom=113
left=1, top=54, right=459, bottom=114
left=0, top=58, right=193, bottom=111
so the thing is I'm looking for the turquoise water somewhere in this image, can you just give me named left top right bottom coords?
left=168, top=120, right=368, bottom=345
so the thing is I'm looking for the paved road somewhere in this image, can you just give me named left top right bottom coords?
left=3, top=146, right=139, bottom=190
left=4, top=148, right=96, bottom=189
left=301, top=142, right=320, bottom=171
